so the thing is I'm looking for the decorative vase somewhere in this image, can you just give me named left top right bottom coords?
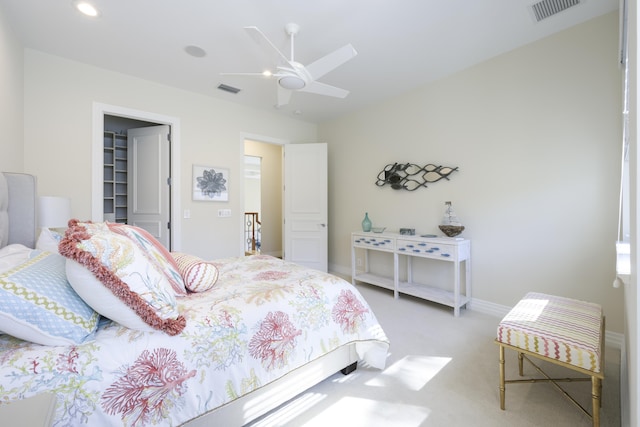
left=439, top=201, right=464, bottom=237
left=362, top=212, right=372, bottom=232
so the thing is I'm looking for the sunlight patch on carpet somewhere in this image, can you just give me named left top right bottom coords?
left=365, top=355, right=451, bottom=391
left=293, top=396, right=431, bottom=427
left=249, top=392, right=327, bottom=426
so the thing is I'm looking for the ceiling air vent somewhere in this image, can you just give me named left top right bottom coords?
left=217, top=83, right=241, bottom=94
left=531, top=0, right=581, bottom=22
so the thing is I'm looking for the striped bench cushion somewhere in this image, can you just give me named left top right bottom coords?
left=496, top=292, right=602, bottom=373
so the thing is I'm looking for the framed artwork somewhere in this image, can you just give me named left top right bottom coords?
left=192, top=165, right=229, bottom=202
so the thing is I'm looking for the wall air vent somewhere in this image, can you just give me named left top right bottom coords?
left=530, top=0, right=581, bottom=22
left=217, top=83, right=241, bottom=94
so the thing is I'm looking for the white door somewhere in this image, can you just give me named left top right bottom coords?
left=127, top=125, right=171, bottom=248
left=284, top=143, right=328, bottom=271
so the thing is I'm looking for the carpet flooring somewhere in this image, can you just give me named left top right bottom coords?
left=248, top=282, right=621, bottom=427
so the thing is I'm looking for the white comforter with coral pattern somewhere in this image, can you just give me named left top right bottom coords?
left=0, top=255, right=389, bottom=426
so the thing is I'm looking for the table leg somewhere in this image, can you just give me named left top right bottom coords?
left=393, top=252, right=399, bottom=299
left=453, top=259, right=460, bottom=317
left=518, top=352, right=524, bottom=376
left=499, top=345, right=506, bottom=410
left=592, top=376, right=601, bottom=427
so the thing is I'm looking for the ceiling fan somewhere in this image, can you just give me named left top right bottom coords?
left=221, top=23, right=357, bottom=107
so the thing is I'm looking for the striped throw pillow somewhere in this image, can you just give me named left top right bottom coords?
left=171, top=252, right=219, bottom=293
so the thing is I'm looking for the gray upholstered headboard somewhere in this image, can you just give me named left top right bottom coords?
left=0, top=172, right=37, bottom=249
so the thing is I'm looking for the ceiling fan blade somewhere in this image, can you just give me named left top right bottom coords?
left=244, top=26, right=292, bottom=67
left=277, top=85, right=293, bottom=107
left=304, top=44, right=357, bottom=81
left=299, top=81, right=350, bottom=98
left=220, top=72, right=270, bottom=77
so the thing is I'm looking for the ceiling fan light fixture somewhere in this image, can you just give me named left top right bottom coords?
left=279, top=75, right=305, bottom=90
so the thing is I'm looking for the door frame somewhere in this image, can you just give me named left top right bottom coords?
left=91, top=102, right=182, bottom=251
left=240, top=132, right=289, bottom=255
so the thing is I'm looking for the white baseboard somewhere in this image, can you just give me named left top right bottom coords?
left=467, top=297, right=510, bottom=319
left=262, top=250, right=282, bottom=258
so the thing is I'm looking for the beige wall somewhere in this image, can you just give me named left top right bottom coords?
left=22, top=50, right=316, bottom=260
left=0, top=7, right=24, bottom=172
left=244, top=140, right=283, bottom=257
left=320, top=13, right=625, bottom=332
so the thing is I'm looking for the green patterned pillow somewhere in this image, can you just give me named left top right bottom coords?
left=0, top=250, right=99, bottom=346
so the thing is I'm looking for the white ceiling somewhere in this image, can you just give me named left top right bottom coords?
left=2, top=0, right=619, bottom=124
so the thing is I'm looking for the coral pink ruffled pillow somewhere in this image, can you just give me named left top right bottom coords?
left=171, top=252, right=219, bottom=293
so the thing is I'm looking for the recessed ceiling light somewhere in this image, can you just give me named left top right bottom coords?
left=74, top=1, right=100, bottom=17
left=184, top=45, right=207, bottom=58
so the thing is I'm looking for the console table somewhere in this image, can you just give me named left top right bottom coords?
left=351, top=232, right=471, bottom=316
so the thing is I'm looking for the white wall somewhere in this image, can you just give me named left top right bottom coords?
left=626, top=1, right=638, bottom=424
left=22, top=50, right=316, bottom=260
left=320, top=13, right=625, bottom=333
left=0, top=7, right=24, bottom=172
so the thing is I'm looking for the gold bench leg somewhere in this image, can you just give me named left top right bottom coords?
left=518, top=352, right=524, bottom=376
left=592, top=376, right=601, bottom=427
left=499, top=344, right=506, bottom=410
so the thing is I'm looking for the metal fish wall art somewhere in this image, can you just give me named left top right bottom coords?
left=376, top=162, right=458, bottom=191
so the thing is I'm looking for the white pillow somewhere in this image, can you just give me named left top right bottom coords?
left=59, top=220, right=186, bottom=335
left=0, top=244, right=34, bottom=273
left=36, top=228, right=64, bottom=254
left=0, top=250, right=99, bottom=346
left=65, top=260, right=168, bottom=333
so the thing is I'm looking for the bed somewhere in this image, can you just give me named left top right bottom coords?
left=0, top=172, right=389, bottom=426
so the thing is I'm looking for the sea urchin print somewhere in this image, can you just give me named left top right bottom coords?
left=197, top=168, right=227, bottom=199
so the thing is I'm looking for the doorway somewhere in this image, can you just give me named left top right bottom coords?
left=103, top=116, right=171, bottom=247
left=244, top=155, right=261, bottom=255
left=244, top=140, right=283, bottom=258
left=103, top=115, right=158, bottom=223
left=92, top=103, right=182, bottom=251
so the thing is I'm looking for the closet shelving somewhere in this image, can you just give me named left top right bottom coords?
left=103, top=131, right=128, bottom=223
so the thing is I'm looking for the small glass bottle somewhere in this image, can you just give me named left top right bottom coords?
left=362, top=212, right=372, bottom=232
left=442, top=201, right=462, bottom=226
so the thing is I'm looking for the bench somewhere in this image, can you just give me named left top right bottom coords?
left=495, top=292, right=605, bottom=426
